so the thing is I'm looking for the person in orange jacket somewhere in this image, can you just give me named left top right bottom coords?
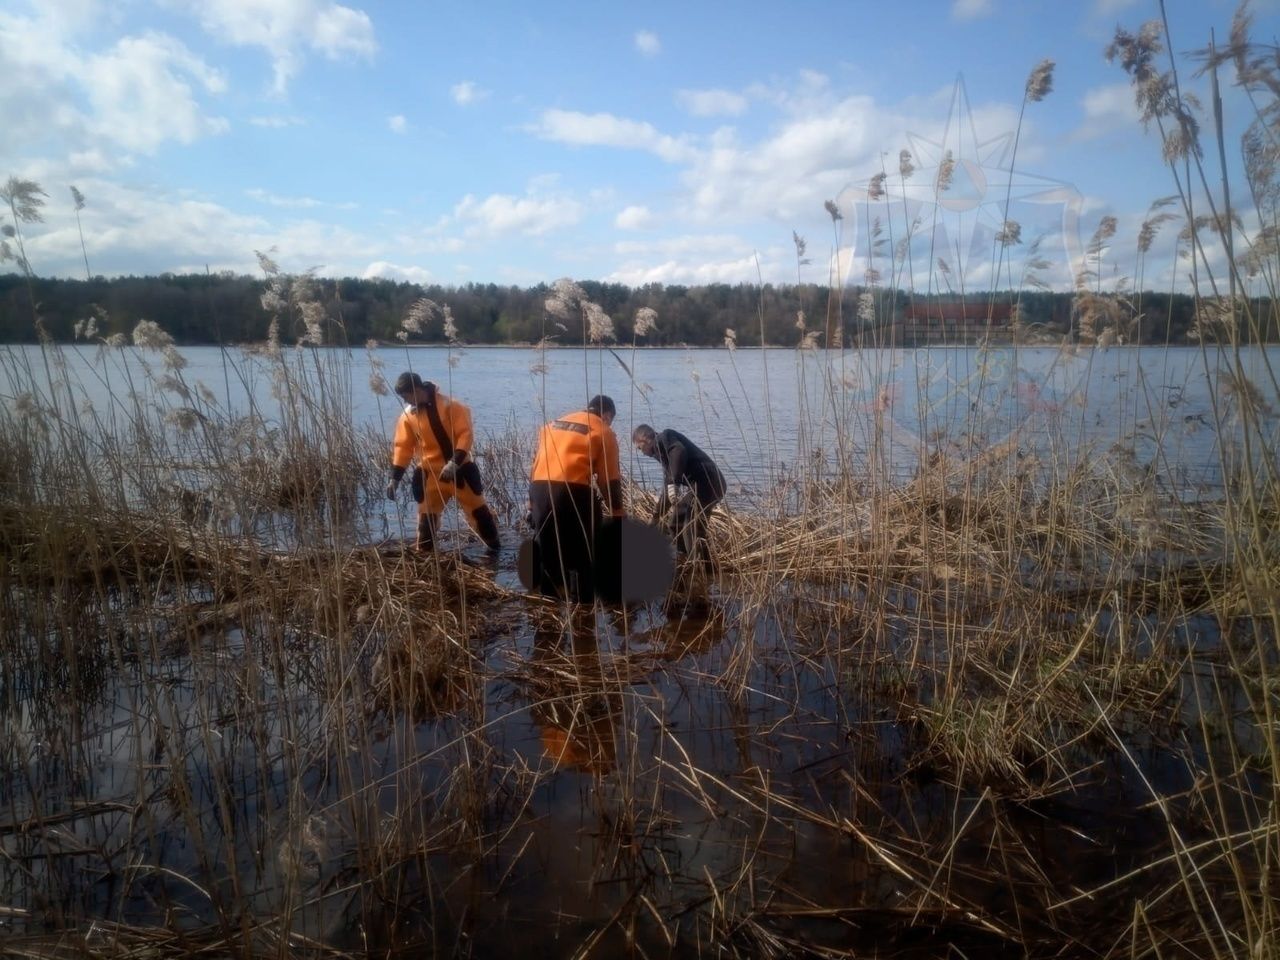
left=386, top=371, right=501, bottom=552
left=527, top=395, right=624, bottom=601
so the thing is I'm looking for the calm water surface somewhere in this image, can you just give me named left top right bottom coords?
left=2, top=340, right=1275, bottom=955
left=6, top=342, right=1278, bottom=499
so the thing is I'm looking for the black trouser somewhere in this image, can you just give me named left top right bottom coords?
left=670, top=480, right=723, bottom=568
left=529, top=482, right=602, bottom=602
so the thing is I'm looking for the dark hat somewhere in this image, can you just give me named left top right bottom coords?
left=394, top=371, right=425, bottom=396
left=587, top=395, right=616, bottom=417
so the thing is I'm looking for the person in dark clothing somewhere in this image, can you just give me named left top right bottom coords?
left=632, top=424, right=726, bottom=569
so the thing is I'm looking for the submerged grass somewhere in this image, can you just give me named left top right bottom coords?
left=3, top=8, right=1280, bottom=958
left=1, top=333, right=1275, bottom=958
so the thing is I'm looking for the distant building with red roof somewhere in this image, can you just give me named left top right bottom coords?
left=898, top=300, right=1014, bottom=344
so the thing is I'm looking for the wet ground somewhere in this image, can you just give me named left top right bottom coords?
left=1, top=534, right=1272, bottom=958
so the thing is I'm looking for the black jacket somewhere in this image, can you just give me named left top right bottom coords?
left=653, top=429, right=725, bottom=507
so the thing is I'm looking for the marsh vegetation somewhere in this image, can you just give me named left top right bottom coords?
left=2, top=7, right=1280, bottom=958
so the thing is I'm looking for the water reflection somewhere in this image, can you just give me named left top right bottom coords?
left=3, top=531, right=1275, bottom=956
left=530, top=620, right=620, bottom=775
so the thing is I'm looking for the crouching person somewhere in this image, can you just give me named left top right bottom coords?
left=632, top=423, right=725, bottom=571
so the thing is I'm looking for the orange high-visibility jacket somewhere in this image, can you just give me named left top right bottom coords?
left=530, top=410, right=622, bottom=514
left=391, top=387, right=474, bottom=472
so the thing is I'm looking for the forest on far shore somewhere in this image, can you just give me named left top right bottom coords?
left=1, top=272, right=1271, bottom=347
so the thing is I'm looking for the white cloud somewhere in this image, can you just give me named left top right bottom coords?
left=608, top=252, right=763, bottom=286
left=362, top=260, right=432, bottom=283
left=615, top=205, right=654, bottom=230
left=634, top=30, right=660, bottom=57
left=682, top=98, right=878, bottom=222
left=10, top=166, right=433, bottom=280
left=1092, top=0, right=1140, bottom=14
left=453, top=191, right=583, bottom=237
left=0, top=10, right=86, bottom=149
left=450, top=81, right=488, bottom=106
left=67, top=149, right=117, bottom=174
left=250, top=115, right=306, bottom=127
left=20, top=179, right=272, bottom=278
left=677, top=88, right=748, bottom=118
left=614, top=233, right=747, bottom=258
left=247, top=188, right=320, bottom=208
left=310, top=4, right=376, bottom=59
left=530, top=77, right=1035, bottom=237
left=745, top=70, right=832, bottom=116
left=673, top=82, right=1028, bottom=227
left=174, top=0, right=377, bottom=95
left=82, top=32, right=229, bottom=152
left=247, top=188, right=359, bottom=209
left=1073, top=83, right=1139, bottom=140
left=0, top=9, right=232, bottom=164
left=388, top=114, right=407, bottom=133
left=24, top=0, right=103, bottom=34
left=608, top=232, right=793, bottom=288
left=951, top=0, right=994, bottom=20
left=529, top=109, right=695, bottom=163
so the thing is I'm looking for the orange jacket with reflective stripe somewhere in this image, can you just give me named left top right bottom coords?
left=391, top=388, right=474, bottom=472
left=530, top=410, right=622, bottom=512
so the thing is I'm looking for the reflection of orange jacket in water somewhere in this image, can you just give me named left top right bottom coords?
left=529, top=410, right=623, bottom=516
left=538, top=712, right=617, bottom=774
left=531, top=626, right=619, bottom=774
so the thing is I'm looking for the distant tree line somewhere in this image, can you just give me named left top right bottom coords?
left=0, top=272, right=1273, bottom=346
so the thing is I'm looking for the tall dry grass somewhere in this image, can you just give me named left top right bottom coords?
left=1, top=8, right=1279, bottom=959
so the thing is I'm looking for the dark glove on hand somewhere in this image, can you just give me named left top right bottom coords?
left=387, top=464, right=406, bottom=501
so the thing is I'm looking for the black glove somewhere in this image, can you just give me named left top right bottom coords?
left=387, top=465, right=406, bottom=501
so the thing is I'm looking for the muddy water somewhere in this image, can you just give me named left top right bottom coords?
left=3, top=588, right=1259, bottom=957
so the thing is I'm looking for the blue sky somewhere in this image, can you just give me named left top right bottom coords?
left=1, top=0, right=1274, bottom=291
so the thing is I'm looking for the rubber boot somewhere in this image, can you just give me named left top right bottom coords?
left=471, top=505, right=502, bottom=552
left=416, top=513, right=439, bottom=552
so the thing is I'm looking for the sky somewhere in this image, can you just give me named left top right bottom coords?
left=1, top=0, right=1275, bottom=293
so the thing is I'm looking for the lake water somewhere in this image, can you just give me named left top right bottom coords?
left=3, top=339, right=1275, bottom=955
left=5, top=341, right=1278, bottom=504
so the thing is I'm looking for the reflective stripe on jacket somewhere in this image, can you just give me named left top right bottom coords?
left=530, top=410, right=621, bottom=511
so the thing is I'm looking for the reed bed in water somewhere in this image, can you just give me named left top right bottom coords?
left=1, top=330, right=1275, bottom=958
left=3, top=12, right=1280, bottom=960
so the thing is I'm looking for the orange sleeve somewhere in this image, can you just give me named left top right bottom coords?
left=602, top=427, right=620, bottom=486
left=392, top=411, right=416, bottom=469
left=449, top=398, right=475, bottom=454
